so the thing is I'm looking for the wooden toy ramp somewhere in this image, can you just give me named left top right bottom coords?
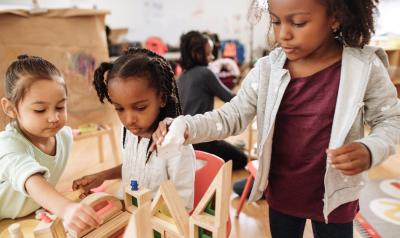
left=150, top=180, right=190, bottom=238
left=190, top=160, right=232, bottom=238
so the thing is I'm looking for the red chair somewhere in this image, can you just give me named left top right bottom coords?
left=235, top=160, right=258, bottom=217
left=193, top=150, right=231, bottom=237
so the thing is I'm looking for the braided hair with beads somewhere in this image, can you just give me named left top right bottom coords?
left=92, top=47, right=182, bottom=160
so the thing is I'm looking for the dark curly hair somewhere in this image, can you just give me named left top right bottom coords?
left=321, top=0, right=379, bottom=47
left=267, top=0, right=379, bottom=48
left=92, top=47, right=182, bottom=156
left=180, top=31, right=210, bottom=70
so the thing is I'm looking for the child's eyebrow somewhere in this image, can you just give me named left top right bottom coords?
left=57, top=98, right=67, bottom=103
left=130, top=100, right=149, bottom=105
left=269, top=11, right=311, bottom=18
left=112, top=99, right=149, bottom=107
left=31, top=98, right=66, bottom=105
left=287, top=12, right=311, bottom=17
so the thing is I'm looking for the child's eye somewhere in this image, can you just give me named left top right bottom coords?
left=271, top=21, right=281, bottom=25
left=136, top=106, right=147, bottom=111
left=34, top=109, right=46, bottom=113
left=293, top=22, right=306, bottom=28
left=56, top=107, right=65, bottom=111
left=114, top=107, right=123, bottom=112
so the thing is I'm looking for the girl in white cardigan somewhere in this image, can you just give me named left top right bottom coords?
left=152, top=0, right=400, bottom=237
left=72, top=48, right=195, bottom=210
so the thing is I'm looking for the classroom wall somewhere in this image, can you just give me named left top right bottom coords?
left=94, top=0, right=270, bottom=61
left=1, top=0, right=399, bottom=61
left=0, top=0, right=269, bottom=62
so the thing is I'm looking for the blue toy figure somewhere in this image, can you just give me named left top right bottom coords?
left=130, top=180, right=138, bottom=191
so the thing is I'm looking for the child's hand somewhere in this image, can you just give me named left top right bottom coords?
left=150, top=117, right=189, bottom=152
left=150, top=117, right=174, bottom=152
left=72, top=174, right=104, bottom=198
left=326, top=142, right=372, bottom=176
left=62, top=202, right=102, bottom=232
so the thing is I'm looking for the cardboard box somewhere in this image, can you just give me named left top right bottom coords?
left=0, top=8, right=118, bottom=129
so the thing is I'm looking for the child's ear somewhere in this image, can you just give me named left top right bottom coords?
left=160, top=94, right=167, bottom=108
left=330, top=15, right=341, bottom=32
left=1, top=97, right=17, bottom=119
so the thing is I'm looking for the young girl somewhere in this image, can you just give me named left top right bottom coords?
left=72, top=48, right=195, bottom=210
left=178, top=30, right=247, bottom=170
left=0, top=55, right=101, bottom=231
left=153, top=0, right=400, bottom=237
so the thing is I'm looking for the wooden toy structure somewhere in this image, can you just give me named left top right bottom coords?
left=189, top=161, right=232, bottom=238
left=9, top=161, right=232, bottom=238
left=122, top=161, right=232, bottom=238
left=149, top=180, right=190, bottom=238
left=124, top=180, right=152, bottom=213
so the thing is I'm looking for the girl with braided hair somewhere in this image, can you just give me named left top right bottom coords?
left=153, top=0, right=400, bottom=237
left=73, top=48, right=194, bottom=210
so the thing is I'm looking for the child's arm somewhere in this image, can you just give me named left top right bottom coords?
left=152, top=60, right=265, bottom=148
left=328, top=52, right=400, bottom=175
left=72, top=164, right=122, bottom=197
left=25, top=173, right=102, bottom=231
left=205, top=68, right=234, bottom=102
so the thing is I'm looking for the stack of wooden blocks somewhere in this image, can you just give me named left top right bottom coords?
left=8, top=161, right=232, bottom=238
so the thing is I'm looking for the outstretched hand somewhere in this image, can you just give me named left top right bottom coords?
left=72, top=174, right=105, bottom=199
left=62, top=202, right=102, bottom=232
left=326, top=142, right=372, bottom=176
left=149, top=118, right=174, bottom=153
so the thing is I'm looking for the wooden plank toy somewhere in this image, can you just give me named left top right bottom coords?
left=82, top=211, right=131, bottom=238
left=33, top=213, right=66, bottom=238
left=190, top=161, right=232, bottom=238
left=123, top=202, right=152, bottom=238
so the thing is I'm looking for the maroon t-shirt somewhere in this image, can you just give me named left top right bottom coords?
left=265, top=61, right=359, bottom=223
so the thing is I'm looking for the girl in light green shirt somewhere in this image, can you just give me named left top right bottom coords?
left=0, top=55, right=101, bottom=232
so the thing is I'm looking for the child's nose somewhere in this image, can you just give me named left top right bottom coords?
left=48, top=112, right=60, bottom=123
left=124, top=112, right=137, bottom=126
left=279, top=25, right=293, bottom=41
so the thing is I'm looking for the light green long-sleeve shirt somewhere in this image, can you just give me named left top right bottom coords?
left=0, top=122, right=72, bottom=219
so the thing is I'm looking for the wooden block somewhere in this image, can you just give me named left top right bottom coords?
left=8, top=223, right=24, bottom=238
left=82, top=212, right=130, bottom=238
left=150, top=180, right=189, bottom=238
left=123, top=202, right=152, bottom=238
left=124, top=186, right=152, bottom=213
left=190, top=215, right=226, bottom=238
left=33, top=217, right=66, bottom=238
left=67, top=193, right=123, bottom=238
left=151, top=216, right=183, bottom=238
left=64, top=188, right=84, bottom=202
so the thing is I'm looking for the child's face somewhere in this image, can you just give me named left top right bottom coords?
left=205, top=40, right=214, bottom=63
left=108, top=76, right=165, bottom=138
left=16, top=79, right=67, bottom=140
left=269, top=0, right=339, bottom=61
